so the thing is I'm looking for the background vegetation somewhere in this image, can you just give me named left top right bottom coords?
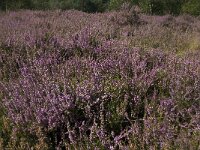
left=0, top=0, right=200, bottom=15
left=0, top=0, right=200, bottom=149
left=0, top=9, right=200, bottom=149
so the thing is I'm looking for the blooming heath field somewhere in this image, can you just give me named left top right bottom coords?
left=0, top=9, right=200, bottom=149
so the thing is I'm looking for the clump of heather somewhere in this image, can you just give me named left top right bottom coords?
left=2, top=31, right=200, bottom=149
left=1, top=10, right=200, bottom=149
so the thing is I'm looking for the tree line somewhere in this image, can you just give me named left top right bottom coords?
left=0, top=0, right=200, bottom=15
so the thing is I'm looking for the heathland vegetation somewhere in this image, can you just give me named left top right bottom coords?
left=0, top=1, right=200, bottom=150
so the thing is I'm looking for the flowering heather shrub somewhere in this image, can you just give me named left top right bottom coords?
left=0, top=10, right=200, bottom=149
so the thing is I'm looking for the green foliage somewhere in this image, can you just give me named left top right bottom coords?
left=138, top=0, right=183, bottom=15
left=0, top=0, right=200, bottom=16
left=108, top=0, right=124, bottom=10
left=182, top=0, right=200, bottom=16
left=138, top=0, right=150, bottom=14
left=0, top=0, right=22, bottom=10
left=108, top=0, right=139, bottom=11
left=163, top=0, right=183, bottom=15
left=57, top=0, right=81, bottom=10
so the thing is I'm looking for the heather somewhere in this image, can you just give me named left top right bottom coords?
left=0, top=10, right=200, bottom=149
